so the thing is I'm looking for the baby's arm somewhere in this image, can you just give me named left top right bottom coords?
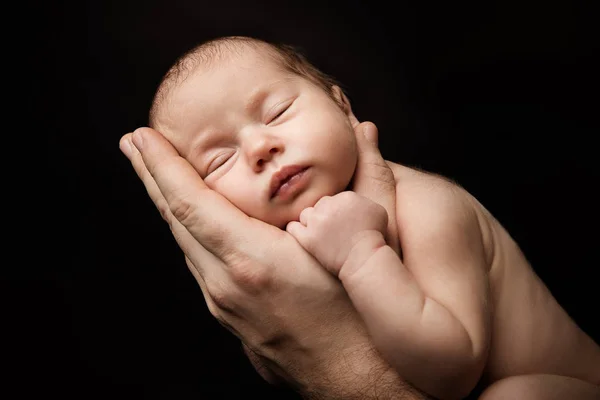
left=288, top=179, right=492, bottom=400
left=340, top=178, right=492, bottom=400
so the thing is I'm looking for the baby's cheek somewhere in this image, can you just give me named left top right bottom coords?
left=210, top=179, right=254, bottom=213
left=212, top=176, right=278, bottom=225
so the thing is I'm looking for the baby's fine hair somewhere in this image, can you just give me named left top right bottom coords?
left=149, top=36, right=346, bottom=128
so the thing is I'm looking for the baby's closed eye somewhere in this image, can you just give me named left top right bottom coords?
left=266, top=99, right=294, bottom=124
left=206, top=150, right=236, bottom=176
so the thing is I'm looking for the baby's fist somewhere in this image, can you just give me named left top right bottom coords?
left=286, top=191, right=388, bottom=276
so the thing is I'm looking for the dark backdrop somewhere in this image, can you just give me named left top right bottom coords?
left=29, top=0, right=600, bottom=398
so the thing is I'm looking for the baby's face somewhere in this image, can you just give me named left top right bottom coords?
left=157, top=48, right=358, bottom=228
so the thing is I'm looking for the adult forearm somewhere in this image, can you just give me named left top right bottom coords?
left=297, top=344, right=431, bottom=400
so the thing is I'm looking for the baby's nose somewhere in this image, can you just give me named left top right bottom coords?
left=246, top=134, right=282, bottom=170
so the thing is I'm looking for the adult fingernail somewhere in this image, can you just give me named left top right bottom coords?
left=119, top=136, right=133, bottom=158
left=363, top=123, right=377, bottom=145
left=132, top=129, right=144, bottom=150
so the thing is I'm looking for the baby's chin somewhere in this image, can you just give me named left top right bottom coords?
left=270, top=204, right=312, bottom=230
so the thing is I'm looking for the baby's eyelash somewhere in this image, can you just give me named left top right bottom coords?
left=206, top=152, right=232, bottom=175
left=271, top=107, right=288, bottom=121
left=268, top=101, right=293, bottom=123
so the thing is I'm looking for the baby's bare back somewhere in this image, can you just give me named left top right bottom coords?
left=483, top=216, right=600, bottom=385
left=388, top=162, right=600, bottom=387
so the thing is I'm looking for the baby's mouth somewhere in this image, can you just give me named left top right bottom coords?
left=273, top=173, right=298, bottom=197
left=270, top=165, right=309, bottom=199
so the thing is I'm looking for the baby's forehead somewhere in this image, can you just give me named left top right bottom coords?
left=158, top=48, right=296, bottom=134
left=206, top=44, right=284, bottom=74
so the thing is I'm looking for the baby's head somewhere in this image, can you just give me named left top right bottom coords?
left=149, top=36, right=360, bottom=228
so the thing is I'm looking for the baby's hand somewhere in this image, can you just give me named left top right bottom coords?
left=286, top=191, right=388, bottom=276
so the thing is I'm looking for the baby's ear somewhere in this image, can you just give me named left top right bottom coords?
left=331, top=85, right=359, bottom=127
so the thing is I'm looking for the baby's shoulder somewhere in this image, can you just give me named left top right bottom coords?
left=386, top=161, right=495, bottom=264
left=385, top=161, right=468, bottom=211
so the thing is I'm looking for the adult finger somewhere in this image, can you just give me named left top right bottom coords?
left=121, top=132, right=179, bottom=223
left=351, top=122, right=400, bottom=254
left=126, top=127, right=261, bottom=262
left=121, top=133, right=238, bottom=307
left=120, top=132, right=221, bottom=265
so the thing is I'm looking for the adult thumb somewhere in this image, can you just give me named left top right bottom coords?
left=362, top=121, right=379, bottom=147
left=352, top=121, right=394, bottom=192
left=351, top=122, right=400, bottom=255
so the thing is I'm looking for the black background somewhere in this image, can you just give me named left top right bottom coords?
left=27, top=0, right=600, bottom=398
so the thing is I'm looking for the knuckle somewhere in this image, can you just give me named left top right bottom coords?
left=169, top=194, right=198, bottom=227
left=156, top=199, right=171, bottom=222
left=229, top=259, right=273, bottom=294
left=205, top=280, right=237, bottom=315
left=204, top=297, right=222, bottom=320
left=299, top=206, right=313, bottom=220
left=338, top=191, right=357, bottom=205
left=314, top=195, right=331, bottom=208
left=338, top=190, right=355, bottom=200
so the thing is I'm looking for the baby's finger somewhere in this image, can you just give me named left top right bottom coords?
left=299, top=207, right=313, bottom=226
left=285, top=221, right=311, bottom=249
left=313, top=195, right=332, bottom=209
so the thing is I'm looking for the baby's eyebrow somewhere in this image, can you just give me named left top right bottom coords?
left=243, top=78, right=293, bottom=115
left=244, top=86, right=271, bottom=115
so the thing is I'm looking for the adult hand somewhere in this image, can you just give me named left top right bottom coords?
left=119, top=125, right=422, bottom=399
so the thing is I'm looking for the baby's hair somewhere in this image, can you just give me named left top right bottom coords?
left=149, top=36, right=346, bottom=128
